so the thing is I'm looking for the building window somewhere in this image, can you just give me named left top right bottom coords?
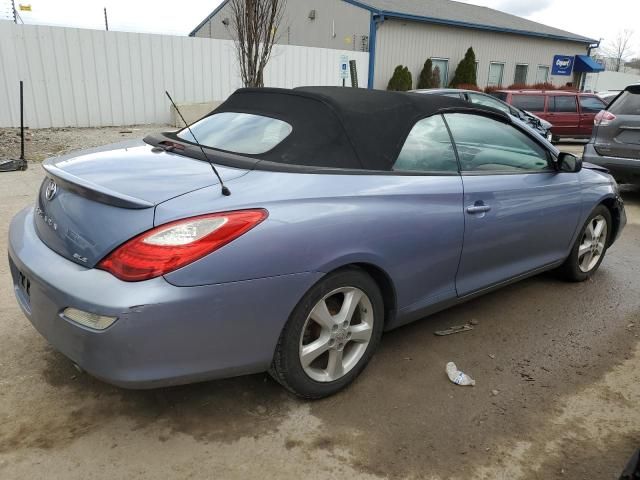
left=431, top=58, right=449, bottom=87
left=536, top=65, right=550, bottom=84
left=514, top=64, right=528, bottom=85
left=488, top=62, right=505, bottom=87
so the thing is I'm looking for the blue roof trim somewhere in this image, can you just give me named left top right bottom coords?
left=574, top=55, right=605, bottom=73
left=342, top=0, right=378, bottom=12
left=189, top=0, right=231, bottom=37
left=341, top=1, right=595, bottom=44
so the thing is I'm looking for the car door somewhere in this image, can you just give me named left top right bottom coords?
left=390, top=114, right=465, bottom=318
left=443, top=112, right=582, bottom=297
left=578, top=96, right=607, bottom=136
left=547, top=95, right=580, bottom=136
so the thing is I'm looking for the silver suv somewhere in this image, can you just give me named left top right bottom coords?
left=583, top=85, right=640, bottom=184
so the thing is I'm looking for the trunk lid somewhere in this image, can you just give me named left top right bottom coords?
left=36, top=140, right=249, bottom=268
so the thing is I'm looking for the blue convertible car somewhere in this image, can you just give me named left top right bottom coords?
left=8, top=87, right=626, bottom=398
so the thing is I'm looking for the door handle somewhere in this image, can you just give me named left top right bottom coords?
left=466, top=204, right=491, bottom=214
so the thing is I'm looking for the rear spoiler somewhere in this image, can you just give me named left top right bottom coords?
left=42, top=163, right=154, bottom=209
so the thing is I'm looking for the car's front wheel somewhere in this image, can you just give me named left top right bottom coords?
left=270, top=267, right=384, bottom=399
left=558, top=205, right=612, bottom=281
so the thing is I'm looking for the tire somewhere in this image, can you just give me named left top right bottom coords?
left=557, top=205, right=612, bottom=282
left=270, top=267, right=384, bottom=399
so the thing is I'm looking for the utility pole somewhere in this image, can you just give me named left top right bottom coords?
left=104, top=7, right=109, bottom=31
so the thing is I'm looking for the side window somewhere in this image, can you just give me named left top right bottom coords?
left=607, top=91, right=640, bottom=115
left=550, top=96, right=578, bottom=113
left=511, top=95, right=545, bottom=111
left=467, top=93, right=511, bottom=114
left=393, top=115, right=458, bottom=173
left=579, top=96, right=606, bottom=113
left=444, top=113, right=550, bottom=173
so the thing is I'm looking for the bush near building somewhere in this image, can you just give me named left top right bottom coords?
left=417, top=59, right=435, bottom=89
left=387, top=65, right=412, bottom=91
left=450, top=47, right=477, bottom=87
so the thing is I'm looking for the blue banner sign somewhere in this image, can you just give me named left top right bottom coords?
left=551, top=55, right=574, bottom=76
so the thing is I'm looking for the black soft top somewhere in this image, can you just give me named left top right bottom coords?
left=150, top=87, right=509, bottom=172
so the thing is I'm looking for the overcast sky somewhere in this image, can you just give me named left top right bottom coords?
left=3, top=0, right=639, bottom=57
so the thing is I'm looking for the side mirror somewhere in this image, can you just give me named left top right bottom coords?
left=557, top=152, right=582, bottom=173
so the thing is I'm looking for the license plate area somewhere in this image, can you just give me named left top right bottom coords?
left=18, top=271, right=31, bottom=299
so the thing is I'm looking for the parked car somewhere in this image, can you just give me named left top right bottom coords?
left=596, top=90, right=623, bottom=106
left=8, top=87, right=626, bottom=399
left=491, top=90, right=607, bottom=141
left=413, top=88, right=553, bottom=142
left=583, top=84, right=640, bottom=184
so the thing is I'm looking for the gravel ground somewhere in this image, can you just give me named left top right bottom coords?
left=0, top=131, right=639, bottom=479
left=0, top=126, right=171, bottom=162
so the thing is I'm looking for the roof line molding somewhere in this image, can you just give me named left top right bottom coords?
left=341, top=0, right=596, bottom=44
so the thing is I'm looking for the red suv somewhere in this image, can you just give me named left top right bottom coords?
left=491, top=90, right=607, bottom=141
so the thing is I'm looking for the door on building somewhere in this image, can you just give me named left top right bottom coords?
left=536, top=65, right=550, bottom=83
left=488, top=62, right=505, bottom=87
left=514, top=64, right=528, bottom=84
left=430, top=58, right=449, bottom=87
left=442, top=112, right=581, bottom=296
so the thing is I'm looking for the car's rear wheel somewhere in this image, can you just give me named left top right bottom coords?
left=558, top=205, right=612, bottom=281
left=270, top=268, right=384, bottom=399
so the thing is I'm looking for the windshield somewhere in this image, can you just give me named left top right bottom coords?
left=178, top=112, right=293, bottom=155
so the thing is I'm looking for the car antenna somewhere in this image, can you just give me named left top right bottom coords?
left=165, top=91, right=231, bottom=197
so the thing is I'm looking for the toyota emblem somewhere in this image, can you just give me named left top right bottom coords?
left=45, top=179, right=57, bottom=201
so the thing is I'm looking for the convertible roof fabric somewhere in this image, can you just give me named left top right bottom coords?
left=201, top=87, right=507, bottom=171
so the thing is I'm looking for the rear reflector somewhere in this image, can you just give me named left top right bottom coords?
left=63, top=307, right=117, bottom=330
left=594, top=110, right=616, bottom=126
left=98, top=209, right=268, bottom=281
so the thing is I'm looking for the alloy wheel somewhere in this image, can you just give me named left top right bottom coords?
left=299, top=287, right=374, bottom=382
left=578, top=214, right=608, bottom=273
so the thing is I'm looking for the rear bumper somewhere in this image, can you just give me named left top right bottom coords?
left=8, top=207, right=322, bottom=389
left=583, top=143, right=640, bottom=183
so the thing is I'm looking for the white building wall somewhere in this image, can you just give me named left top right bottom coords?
left=192, top=0, right=371, bottom=52
left=584, top=70, right=640, bottom=92
left=0, top=22, right=369, bottom=128
left=374, top=19, right=590, bottom=90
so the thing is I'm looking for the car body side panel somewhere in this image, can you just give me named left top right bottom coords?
left=159, top=171, right=465, bottom=317
left=573, top=167, right=626, bottom=245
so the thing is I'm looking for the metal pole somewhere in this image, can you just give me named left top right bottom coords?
left=20, top=80, right=24, bottom=161
left=11, top=0, right=17, bottom=23
left=104, top=7, right=109, bottom=31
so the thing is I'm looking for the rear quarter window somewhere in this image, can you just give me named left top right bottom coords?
left=177, top=112, right=293, bottom=155
left=609, top=91, right=640, bottom=115
left=511, top=95, right=545, bottom=111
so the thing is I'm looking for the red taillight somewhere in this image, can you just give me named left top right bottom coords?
left=594, top=110, right=616, bottom=126
left=98, top=209, right=268, bottom=281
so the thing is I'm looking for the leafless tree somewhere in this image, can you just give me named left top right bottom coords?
left=229, top=0, right=286, bottom=88
left=602, top=29, right=635, bottom=72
